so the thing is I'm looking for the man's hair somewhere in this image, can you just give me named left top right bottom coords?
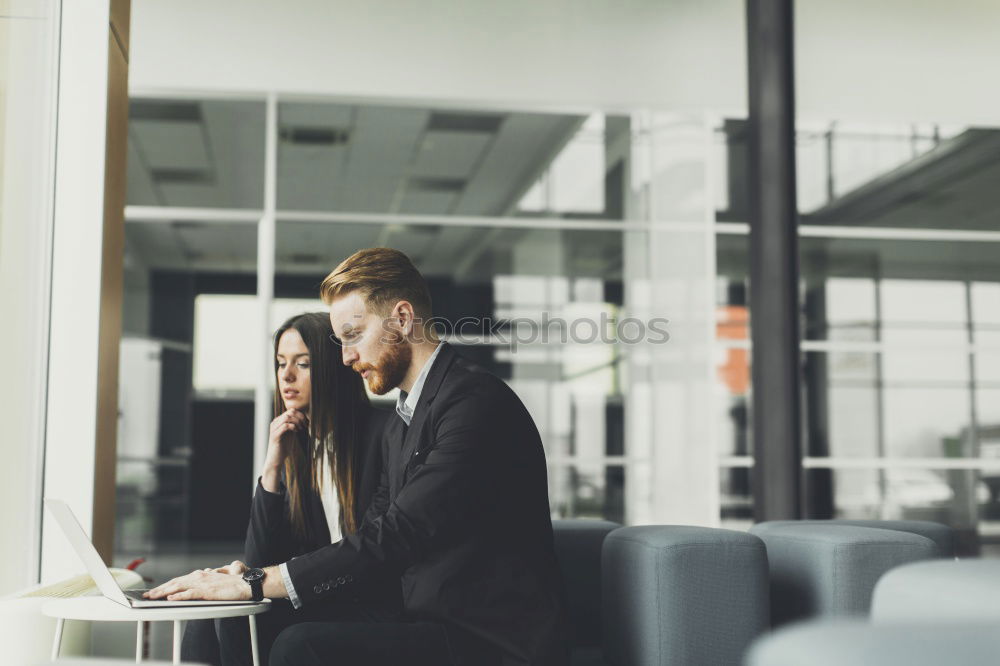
left=320, top=247, right=433, bottom=318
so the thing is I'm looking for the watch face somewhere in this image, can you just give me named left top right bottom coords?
left=244, top=568, right=265, bottom=582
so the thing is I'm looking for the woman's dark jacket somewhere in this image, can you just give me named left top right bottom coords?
left=243, top=405, right=398, bottom=605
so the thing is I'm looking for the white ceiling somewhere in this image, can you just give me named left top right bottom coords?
left=126, top=99, right=583, bottom=216
left=124, top=99, right=630, bottom=282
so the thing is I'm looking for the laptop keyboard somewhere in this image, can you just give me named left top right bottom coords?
left=125, top=589, right=156, bottom=600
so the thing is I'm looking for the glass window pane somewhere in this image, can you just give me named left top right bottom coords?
left=275, top=219, right=633, bottom=520
left=276, top=102, right=628, bottom=219
left=720, top=119, right=996, bottom=232
left=800, top=238, right=1000, bottom=341
left=127, top=98, right=266, bottom=209
left=118, top=220, right=259, bottom=556
left=806, top=468, right=990, bottom=556
left=804, top=349, right=974, bottom=460
left=551, top=464, right=625, bottom=523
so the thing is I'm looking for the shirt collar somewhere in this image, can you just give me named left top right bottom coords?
left=395, top=343, right=443, bottom=426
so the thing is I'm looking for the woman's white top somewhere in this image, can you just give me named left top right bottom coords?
left=317, top=453, right=342, bottom=543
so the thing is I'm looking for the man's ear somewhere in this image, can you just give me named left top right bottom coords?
left=391, top=300, right=417, bottom=336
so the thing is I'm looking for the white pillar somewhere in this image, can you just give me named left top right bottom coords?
left=42, top=0, right=131, bottom=581
left=253, top=93, right=278, bottom=479
left=628, top=112, right=719, bottom=526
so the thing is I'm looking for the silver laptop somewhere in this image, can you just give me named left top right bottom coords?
left=46, top=499, right=262, bottom=608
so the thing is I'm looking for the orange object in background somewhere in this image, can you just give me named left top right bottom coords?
left=716, top=305, right=749, bottom=395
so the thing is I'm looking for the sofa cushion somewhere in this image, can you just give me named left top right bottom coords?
left=872, top=558, right=1000, bottom=623
left=758, top=519, right=954, bottom=558
left=745, top=619, right=1000, bottom=666
left=749, top=523, right=937, bottom=626
left=603, top=526, right=769, bottom=666
left=552, top=519, right=620, bottom=649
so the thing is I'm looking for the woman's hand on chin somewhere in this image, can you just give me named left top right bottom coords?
left=262, top=408, right=308, bottom=491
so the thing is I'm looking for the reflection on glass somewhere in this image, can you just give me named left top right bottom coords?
left=518, top=114, right=607, bottom=215
left=273, top=219, right=631, bottom=523
left=804, top=350, right=975, bottom=460
left=806, top=468, right=991, bottom=556
left=720, top=467, right=753, bottom=527
left=127, top=98, right=266, bottom=209
left=550, top=465, right=625, bottom=523
left=717, top=119, right=1000, bottom=231
left=117, top=220, right=260, bottom=555
left=277, top=102, right=626, bottom=218
left=796, top=239, right=1000, bottom=342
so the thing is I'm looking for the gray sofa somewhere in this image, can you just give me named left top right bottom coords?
left=745, top=521, right=993, bottom=665
left=745, top=620, right=1000, bottom=666
left=748, top=521, right=940, bottom=626
left=553, top=521, right=770, bottom=666
left=552, top=518, right=951, bottom=666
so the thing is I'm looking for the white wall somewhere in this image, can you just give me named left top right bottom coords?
left=129, top=0, right=747, bottom=113
left=131, top=0, right=1000, bottom=125
left=796, top=0, right=1000, bottom=125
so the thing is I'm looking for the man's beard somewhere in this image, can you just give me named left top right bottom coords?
left=353, top=333, right=412, bottom=395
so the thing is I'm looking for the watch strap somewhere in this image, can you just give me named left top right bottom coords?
left=243, top=568, right=265, bottom=601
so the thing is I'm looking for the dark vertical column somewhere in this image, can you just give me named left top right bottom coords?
left=746, top=0, right=802, bottom=520
left=803, top=280, right=833, bottom=518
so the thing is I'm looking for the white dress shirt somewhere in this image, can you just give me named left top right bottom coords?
left=395, top=342, right=443, bottom=426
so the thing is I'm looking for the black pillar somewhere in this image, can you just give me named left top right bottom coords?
left=803, top=281, right=833, bottom=518
left=746, top=0, right=802, bottom=520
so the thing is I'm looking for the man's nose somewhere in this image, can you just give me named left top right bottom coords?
left=342, top=348, right=357, bottom=366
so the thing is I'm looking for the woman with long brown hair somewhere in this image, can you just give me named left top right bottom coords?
left=182, top=312, right=398, bottom=666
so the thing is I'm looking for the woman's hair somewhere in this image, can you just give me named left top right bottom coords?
left=273, top=312, right=370, bottom=538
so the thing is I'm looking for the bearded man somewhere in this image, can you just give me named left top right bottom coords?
left=148, top=247, right=569, bottom=666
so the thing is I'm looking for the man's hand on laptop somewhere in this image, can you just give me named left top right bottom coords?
left=143, top=560, right=251, bottom=601
left=208, top=560, right=248, bottom=576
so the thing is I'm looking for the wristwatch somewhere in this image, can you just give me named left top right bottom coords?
left=242, top=567, right=265, bottom=602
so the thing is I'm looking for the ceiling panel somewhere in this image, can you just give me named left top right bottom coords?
left=132, top=120, right=211, bottom=171
left=158, top=184, right=224, bottom=208
left=279, top=103, right=354, bottom=129
left=125, top=224, right=188, bottom=270
left=397, top=189, right=458, bottom=215
left=410, top=130, right=493, bottom=179
left=125, top=137, right=160, bottom=205
left=454, top=113, right=582, bottom=216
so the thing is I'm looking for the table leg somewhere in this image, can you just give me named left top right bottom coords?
left=136, top=621, right=144, bottom=663
left=249, top=614, right=260, bottom=666
left=51, top=617, right=64, bottom=661
left=172, top=619, right=183, bottom=664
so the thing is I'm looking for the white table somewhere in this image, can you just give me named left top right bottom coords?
left=43, top=597, right=270, bottom=665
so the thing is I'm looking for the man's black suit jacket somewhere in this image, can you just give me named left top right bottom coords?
left=284, top=343, right=570, bottom=665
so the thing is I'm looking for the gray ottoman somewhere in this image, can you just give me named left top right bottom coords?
left=757, top=519, right=954, bottom=558
left=872, top=558, right=1000, bottom=623
left=552, top=519, right=620, bottom=665
left=744, top=619, right=1000, bottom=666
left=602, top=526, right=769, bottom=666
left=749, top=523, right=937, bottom=626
